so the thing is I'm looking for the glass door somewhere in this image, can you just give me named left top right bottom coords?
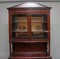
left=12, top=14, right=28, bottom=40
left=31, top=14, right=47, bottom=39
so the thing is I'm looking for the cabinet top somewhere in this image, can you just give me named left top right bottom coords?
left=7, top=2, right=51, bottom=10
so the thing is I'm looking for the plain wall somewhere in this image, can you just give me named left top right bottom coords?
left=0, top=2, right=60, bottom=59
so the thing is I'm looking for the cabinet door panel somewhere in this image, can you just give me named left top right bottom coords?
left=31, top=14, right=47, bottom=39
left=12, top=14, right=29, bottom=39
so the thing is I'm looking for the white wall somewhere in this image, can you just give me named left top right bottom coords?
left=0, top=0, right=60, bottom=2
left=0, top=2, right=60, bottom=59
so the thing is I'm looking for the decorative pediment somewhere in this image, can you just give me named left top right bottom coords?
left=9, top=2, right=51, bottom=9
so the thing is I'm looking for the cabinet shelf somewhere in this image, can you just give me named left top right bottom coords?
left=31, top=21, right=46, bottom=23
left=12, top=30, right=27, bottom=32
left=9, top=56, right=51, bottom=59
left=12, top=30, right=49, bottom=33
left=10, top=51, right=50, bottom=58
left=12, top=21, right=27, bottom=23
left=12, top=51, right=48, bottom=56
left=32, top=30, right=49, bottom=32
left=12, top=21, right=46, bottom=23
left=12, top=39, right=48, bottom=43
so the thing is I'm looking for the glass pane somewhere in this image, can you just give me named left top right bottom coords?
left=12, top=15, right=28, bottom=39
left=31, top=14, right=47, bottom=39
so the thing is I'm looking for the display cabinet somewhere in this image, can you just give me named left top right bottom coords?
left=7, top=2, right=52, bottom=59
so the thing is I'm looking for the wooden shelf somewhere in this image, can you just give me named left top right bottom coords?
left=31, top=21, right=47, bottom=23
left=12, top=30, right=49, bottom=33
left=11, top=51, right=48, bottom=57
left=9, top=52, right=52, bottom=59
left=9, top=56, right=51, bottom=59
left=14, top=51, right=47, bottom=54
left=13, top=29, right=27, bottom=32
left=12, top=39, right=48, bottom=43
left=31, top=30, right=49, bottom=32
left=12, top=21, right=27, bottom=23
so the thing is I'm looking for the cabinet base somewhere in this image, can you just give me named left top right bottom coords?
left=8, top=52, right=52, bottom=59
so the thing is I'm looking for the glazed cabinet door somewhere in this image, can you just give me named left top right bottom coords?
left=12, top=14, right=29, bottom=41
left=30, top=14, right=48, bottom=40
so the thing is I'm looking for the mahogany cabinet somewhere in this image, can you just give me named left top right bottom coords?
left=7, top=2, right=52, bottom=59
